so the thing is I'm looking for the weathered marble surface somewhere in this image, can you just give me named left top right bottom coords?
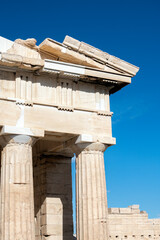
left=108, top=205, right=160, bottom=240
left=34, top=156, right=73, bottom=240
left=0, top=35, right=140, bottom=240
left=0, top=135, right=35, bottom=240
left=75, top=143, right=108, bottom=240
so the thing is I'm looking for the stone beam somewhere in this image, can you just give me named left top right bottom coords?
left=0, top=125, right=44, bottom=138
left=43, top=59, right=132, bottom=84
left=0, top=100, right=115, bottom=145
left=35, top=134, right=115, bottom=158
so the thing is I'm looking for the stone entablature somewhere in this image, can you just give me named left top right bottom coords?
left=0, top=69, right=111, bottom=114
left=108, top=205, right=160, bottom=240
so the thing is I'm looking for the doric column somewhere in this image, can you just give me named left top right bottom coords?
left=0, top=134, right=36, bottom=240
left=76, top=142, right=108, bottom=240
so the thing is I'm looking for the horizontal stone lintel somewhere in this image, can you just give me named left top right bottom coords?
left=75, top=134, right=116, bottom=145
left=0, top=96, right=114, bottom=116
left=0, top=125, right=44, bottom=137
left=43, top=59, right=132, bottom=84
left=0, top=127, right=115, bottom=146
left=0, top=56, right=131, bottom=85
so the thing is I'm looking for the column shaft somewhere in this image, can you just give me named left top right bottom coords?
left=0, top=142, right=35, bottom=240
left=76, top=149, right=108, bottom=240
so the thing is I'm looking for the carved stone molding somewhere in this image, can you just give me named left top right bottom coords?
left=58, top=105, right=74, bottom=112
left=97, top=110, right=113, bottom=116
left=16, top=99, right=33, bottom=106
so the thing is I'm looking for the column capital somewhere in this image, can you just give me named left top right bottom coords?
left=0, top=132, right=36, bottom=239
left=58, top=134, right=109, bottom=156
left=0, top=125, right=44, bottom=148
left=69, top=134, right=108, bottom=155
left=75, top=142, right=107, bottom=154
left=0, top=134, right=36, bottom=148
left=70, top=141, right=108, bottom=156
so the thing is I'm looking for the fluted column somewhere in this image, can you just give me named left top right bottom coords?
left=76, top=142, right=108, bottom=240
left=0, top=134, right=36, bottom=240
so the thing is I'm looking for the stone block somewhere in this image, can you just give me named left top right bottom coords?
left=41, top=202, right=72, bottom=215
left=108, top=208, right=119, bottom=214
left=41, top=224, right=73, bottom=236
left=46, top=173, right=71, bottom=184
left=1, top=52, right=22, bottom=63
left=119, top=208, right=132, bottom=214
left=22, top=56, right=44, bottom=66
left=42, top=236, right=74, bottom=240
left=46, top=163, right=71, bottom=174
left=46, top=183, right=72, bottom=194
left=41, top=214, right=62, bottom=226
left=130, top=204, right=140, bottom=209
left=39, top=38, right=104, bottom=69
left=108, top=205, right=160, bottom=239
left=131, top=208, right=140, bottom=214
left=7, top=41, right=41, bottom=59
left=63, top=35, right=81, bottom=51
left=41, top=203, right=63, bottom=215
left=41, top=214, right=73, bottom=226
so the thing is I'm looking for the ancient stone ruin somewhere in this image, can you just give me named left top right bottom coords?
left=0, top=35, right=159, bottom=240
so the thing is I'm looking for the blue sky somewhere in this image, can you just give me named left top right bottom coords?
left=1, top=0, right=160, bottom=220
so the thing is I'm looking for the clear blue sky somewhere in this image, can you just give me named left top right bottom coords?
left=1, top=0, right=160, bottom=220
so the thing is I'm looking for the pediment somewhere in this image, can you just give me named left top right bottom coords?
left=39, top=36, right=139, bottom=77
left=0, top=35, right=139, bottom=94
left=0, top=35, right=139, bottom=77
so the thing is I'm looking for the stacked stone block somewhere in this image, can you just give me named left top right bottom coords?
left=108, top=205, right=160, bottom=240
left=34, top=156, right=73, bottom=240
